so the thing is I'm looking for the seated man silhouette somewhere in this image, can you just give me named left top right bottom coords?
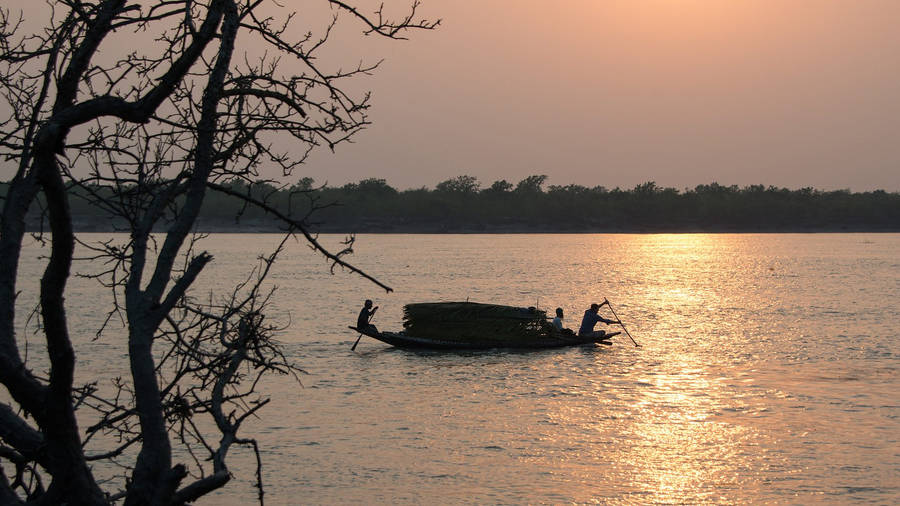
left=357, top=299, right=379, bottom=334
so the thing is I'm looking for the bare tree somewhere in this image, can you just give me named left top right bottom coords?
left=0, top=1, right=436, bottom=504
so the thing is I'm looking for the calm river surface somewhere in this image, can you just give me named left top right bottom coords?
left=15, top=233, right=900, bottom=504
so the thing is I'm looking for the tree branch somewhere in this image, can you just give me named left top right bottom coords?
left=207, top=181, right=393, bottom=292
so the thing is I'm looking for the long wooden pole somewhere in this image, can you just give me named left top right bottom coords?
left=604, top=298, right=641, bottom=347
left=351, top=312, right=376, bottom=351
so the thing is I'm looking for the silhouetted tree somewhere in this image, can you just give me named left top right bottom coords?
left=0, top=1, right=435, bottom=504
left=514, top=174, right=548, bottom=194
left=356, top=178, right=399, bottom=197
left=435, top=175, right=480, bottom=194
left=484, top=179, right=514, bottom=194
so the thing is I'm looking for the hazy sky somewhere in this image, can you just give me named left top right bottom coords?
left=304, top=0, right=900, bottom=191
left=5, top=0, right=900, bottom=191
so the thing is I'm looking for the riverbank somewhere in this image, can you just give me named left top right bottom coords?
left=48, top=216, right=900, bottom=234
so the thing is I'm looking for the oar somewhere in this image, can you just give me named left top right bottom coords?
left=603, top=298, right=641, bottom=347
left=351, top=313, right=376, bottom=351
left=351, top=331, right=364, bottom=351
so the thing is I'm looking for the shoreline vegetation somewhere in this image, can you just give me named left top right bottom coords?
left=7, top=175, right=900, bottom=233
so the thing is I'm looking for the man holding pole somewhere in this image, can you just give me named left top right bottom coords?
left=578, top=302, right=617, bottom=339
left=357, top=299, right=379, bottom=334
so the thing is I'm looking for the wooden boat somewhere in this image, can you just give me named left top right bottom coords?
left=348, top=325, right=620, bottom=349
left=349, top=301, right=622, bottom=350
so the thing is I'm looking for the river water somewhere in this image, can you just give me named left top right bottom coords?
left=12, top=233, right=900, bottom=504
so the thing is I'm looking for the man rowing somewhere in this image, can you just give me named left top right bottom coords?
left=578, top=302, right=618, bottom=339
left=357, top=299, right=379, bottom=334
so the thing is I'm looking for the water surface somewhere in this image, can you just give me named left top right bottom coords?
left=15, top=233, right=900, bottom=504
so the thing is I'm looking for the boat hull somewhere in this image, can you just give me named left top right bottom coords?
left=349, top=326, right=620, bottom=350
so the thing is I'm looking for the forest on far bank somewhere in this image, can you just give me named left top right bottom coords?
left=5, top=174, right=900, bottom=233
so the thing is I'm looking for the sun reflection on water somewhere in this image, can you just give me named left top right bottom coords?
left=540, top=234, right=792, bottom=503
left=617, top=368, right=751, bottom=503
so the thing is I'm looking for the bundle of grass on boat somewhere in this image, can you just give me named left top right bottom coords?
left=402, top=302, right=557, bottom=347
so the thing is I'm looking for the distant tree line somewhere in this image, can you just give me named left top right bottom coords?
left=3, top=175, right=899, bottom=232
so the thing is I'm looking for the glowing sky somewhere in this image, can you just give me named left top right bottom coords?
left=5, top=0, right=900, bottom=191
left=304, top=0, right=900, bottom=191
